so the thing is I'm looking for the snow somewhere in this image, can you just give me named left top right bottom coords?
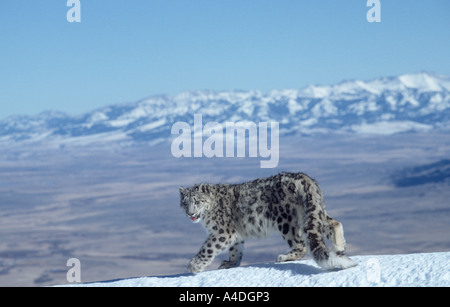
left=399, top=72, right=447, bottom=92
left=108, top=118, right=136, bottom=128
left=299, top=72, right=450, bottom=99
left=60, top=252, right=449, bottom=287
left=136, top=118, right=167, bottom=132
left=89, top=111, right=108, bottom=123
left=50, top=130, right=129, bottom=147
left=300, top=85, right=332, bottom=98
left=351, top=121, right=433, bottom=135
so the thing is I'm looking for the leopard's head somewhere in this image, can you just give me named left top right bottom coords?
left=179, top=184, right=211, bottom=223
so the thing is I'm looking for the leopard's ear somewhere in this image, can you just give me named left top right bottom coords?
left=198, top=183, right=210, bottom=194
left=179, top=186, right=188, bottom=195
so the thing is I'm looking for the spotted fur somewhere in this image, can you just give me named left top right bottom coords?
left=179, top=172, right=357, bottom=273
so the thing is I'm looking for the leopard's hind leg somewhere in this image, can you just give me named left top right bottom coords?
left=324, top=216, right=347, bottom=255
left=277, top=225, right=307, bottom=263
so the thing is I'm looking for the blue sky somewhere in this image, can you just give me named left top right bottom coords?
left=1, top=0, right=449, bottom=119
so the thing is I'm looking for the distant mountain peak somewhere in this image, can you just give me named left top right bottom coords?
left=299, top=72, right=450, bottom=99
left=398, top=72, right=450, bottom=92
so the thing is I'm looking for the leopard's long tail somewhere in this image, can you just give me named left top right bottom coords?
left=300, top=176, right=357, bottom=270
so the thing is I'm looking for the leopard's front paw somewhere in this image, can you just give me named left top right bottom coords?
left=187, top=258, right=205, bottom=274
left=219, top=260, right=240, bottom=270
left=276, top=254, right=288, bottom=263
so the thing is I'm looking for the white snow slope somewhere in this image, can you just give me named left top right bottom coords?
left=63, top=252, right=449, bottom=287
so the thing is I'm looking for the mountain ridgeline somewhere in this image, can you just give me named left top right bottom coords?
left=392, top=159, right=450, bottom=187
left=1, top=72, right=450, bottom=146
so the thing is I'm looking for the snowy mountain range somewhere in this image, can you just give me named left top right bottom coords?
left=1, top=72, right=450, bottom=146
left=392, top=159, right=450, bottom=187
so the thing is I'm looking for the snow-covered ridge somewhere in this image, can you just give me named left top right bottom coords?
left=60, top=252, right=449, bottom=287
left=2, top=72, right=450, bottom=146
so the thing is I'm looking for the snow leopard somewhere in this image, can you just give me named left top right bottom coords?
left=179, top=172, right=357, bottom=273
